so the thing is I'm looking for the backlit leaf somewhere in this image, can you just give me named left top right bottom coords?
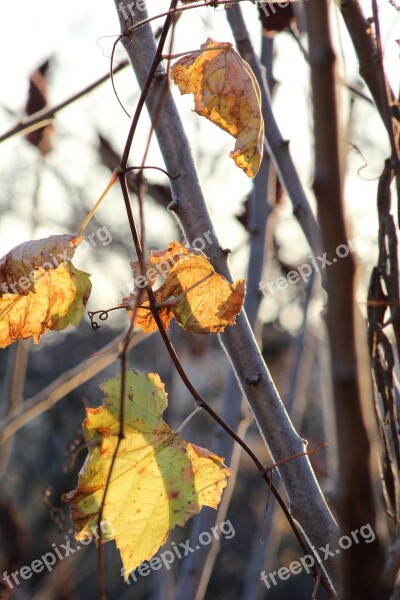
left=171, top=38, right=264, bottom=178
left=121, top=242, right=246, bottom=334
left=0, top=234, right=83, bottom=295
left=0, top=235, right=91, bottom=347
left=62, top=370, right=230, bottom=575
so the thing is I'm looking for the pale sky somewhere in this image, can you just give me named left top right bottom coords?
left=0, top=1, right=398, bottom=330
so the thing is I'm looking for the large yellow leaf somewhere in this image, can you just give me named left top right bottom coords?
left=121, top=242, right=246, bottom=334
left=62, top=370, right=230, bottom=575
left=0, top=235, right=91, bottom=347
left=171, top=38, right=264, bottom=178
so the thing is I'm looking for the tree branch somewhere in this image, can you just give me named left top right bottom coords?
left=339, top=0, right=400, bottom=224
left=305, top=2, right=385, bottom=598
left=226, top=4, right=324, bottom=264
left=175, top=147, right=272, bottom=600
left=0, top=331, right=150, bottom=443
left=339, top=0, right=400, bottom=124
left=113, top=0, right=339, bottom=593
left=0, top=62, right=129, bottom=144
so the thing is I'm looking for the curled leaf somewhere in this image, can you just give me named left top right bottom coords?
left=121, top=242, right=246, bottom=334
left=62, top=370, right=230, bottom=575
left=0, top=235, right=91, bottom=347
left=0, top=234, right=83, bottom=296
left=171, top=38, right=264, bottom=178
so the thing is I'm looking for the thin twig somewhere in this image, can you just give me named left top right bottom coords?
left=95, top=4, right=180, bottom=597
left=0, top=62, right=129, bottom=144
left=305, top=2, right=384, bottom=598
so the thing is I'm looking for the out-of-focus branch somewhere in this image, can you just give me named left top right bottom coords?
left=339, top=1, right=400, bottom=223
left=0, top=331, right=150, bottom=443
left=97, top=133, right=173, bottom=209
left=288, top=26, right=374, bottom=105
left=339, top=0, right=400, bottom=124
left=0, top=341, right=29, bottom=475
left=0, top=62, right=129, bottom=144
left=305, top=2, right=384, bottom=598
left=226, top=4, right=323, bottom=264
left=382, top=535, right=400, bottom=598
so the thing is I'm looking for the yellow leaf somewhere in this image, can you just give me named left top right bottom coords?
left=171, top=38, right=264, bottom=178
left=0, top=234, right=83, bottom=295
left=62, top=370, right=230, bottom=575
left=128, top=241, right=192, bottom=292
left=0, top=235, right=91, bottom=347
left=130, top=298, right=173, bottom=333
left=148, top=241, right=192, bottom=268
left=121, top=242, right=246, bottom=334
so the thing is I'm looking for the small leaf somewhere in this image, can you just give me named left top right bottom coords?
left=171, top=38, right=264, bottom=178
left=121, top=242, right=246, bottom=334
left=62, top=370, right=230, bottom=575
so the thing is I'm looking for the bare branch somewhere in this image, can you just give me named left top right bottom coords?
left=113, top=0, right=339, bottom=593
left=0, top=62, right=129, bottom=144
left=226, top=4, right=324, bottom=263
left=0, top=331, right=150, bottom=443
left=176, top=147, right=272, bottom=600
left=339, top=0, right=400, bottom=223
left=305, top=2, right=385, bottom=598
left=339, top=0, right=400, bottom=124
